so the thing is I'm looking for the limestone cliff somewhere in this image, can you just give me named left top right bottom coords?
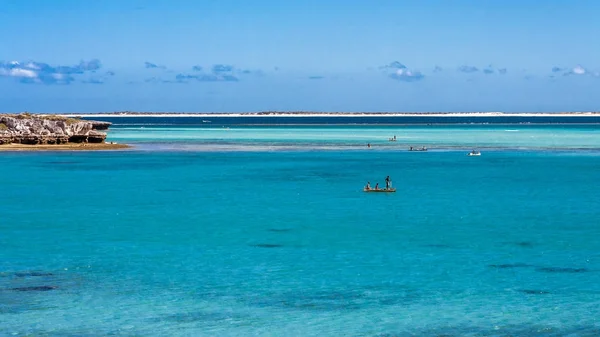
left=0, top=113, right=111, bottom=145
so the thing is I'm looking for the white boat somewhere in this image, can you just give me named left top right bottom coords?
left=468, top=151, right=481, bottom=156
left=364, top=188, right=396, bottom=193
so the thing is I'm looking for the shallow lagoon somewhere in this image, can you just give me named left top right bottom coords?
left=108, top=125, right=600, bottom=151
left=1, top=125, right=599, bottom=336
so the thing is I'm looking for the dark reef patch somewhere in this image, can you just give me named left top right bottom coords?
left=248, top=288, right=420, bottom=312
left=14, top=271, right=54, bottom=277
left=422, top=244, right=451, bottom=248
left=250, top=243, right=284, bottom=248
left=3, top=328, right=120, bottom=337
left=44, top=161, right=83, bottom=165
left=488, top=263, right=533, bottom=269
left=519, top=289, right=552, bottom=295
left=536, top=267, right=589, bottom=273
left=514, top=241, right=535, bottom=248
left=156, top=188, right=183, bottom=192
left=11, top=285, right=57, bottom=292
left=374, top=324, right=600, bottom=337
left=163, top=311, right=244, bottom=323
left=250, top=292, right=364, bottom=311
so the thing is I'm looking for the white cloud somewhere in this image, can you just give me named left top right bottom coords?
left=0, top=59, right=105, bottom=84
left=553, top=64, right=594, bottom=77
left=571, top=65, right=586, bottom=75
left=25, top=62, right=41, bottom=70
left=389, top=68, right=424, bottom=82
left=381, top=61, right=424, bottom=82
left=8, top=68, right=38, bottom=78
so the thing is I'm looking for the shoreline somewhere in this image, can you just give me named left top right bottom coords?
left=0, top=143, right=130, bottom=152
left=59, top=112, right=600, bottom=118
left=111, top=123, right=600, bottom=127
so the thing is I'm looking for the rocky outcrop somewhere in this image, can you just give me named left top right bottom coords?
left=0, top=113, right=112, bottom=145
left=90, top=121, right=111, bottom=130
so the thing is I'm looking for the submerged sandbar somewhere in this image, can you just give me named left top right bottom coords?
left=0, top=142, right=130, bottom=152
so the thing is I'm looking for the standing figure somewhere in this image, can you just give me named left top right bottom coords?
left=385, top=176, right=391, bottom=189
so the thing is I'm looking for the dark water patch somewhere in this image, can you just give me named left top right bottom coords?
left=536, top=267, right=589, bottom=273
left=308, top=290, right=368, bottom=301
left=44, top=161, right=83, bottom=165
left=250, top=243, right=284, bottom=248
left=162, top=311, right=245, bottom=323
left=519, top=289, right=552, bottom=295
left=156, top=188, right=183, bottom=192
left=14, top=271, right=54, bottom=277
left=514, top=241, right=535, bottom=248
left=251, top=293, right=364, bottom=311
left=423, top=244, right=451, bottom=248
left=11, top=285, right=57, bottom=292
left=376, top=293, right=418, bottom=306
left=249, top=288, right=419, bottom=312
left=488, top=263, right=533, bottom=269
left=4, top=329, right=127, bottom=337
left=375, top=324, right=600, bottom=337
left=267, top=228, right=292, bottom=233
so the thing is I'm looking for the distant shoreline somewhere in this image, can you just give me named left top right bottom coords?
left=57, top=112, right=600, bottom=118
left=0, top=143, right=130, bottom=152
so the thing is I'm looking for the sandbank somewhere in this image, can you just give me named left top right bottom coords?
left=0, top=143, right=130, bottom=152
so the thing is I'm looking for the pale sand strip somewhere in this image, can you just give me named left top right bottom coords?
left=0, top=143, right=130, bottom=152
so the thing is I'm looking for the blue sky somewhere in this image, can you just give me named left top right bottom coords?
left=1, top=0, right=600, bottom=112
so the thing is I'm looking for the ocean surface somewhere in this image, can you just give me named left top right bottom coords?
left=81, top=114, right=600, bottom=126
left=1, top=120, right=600, bottom=336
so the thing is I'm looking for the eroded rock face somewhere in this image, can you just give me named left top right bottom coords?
left=0, top=114, right=111, bottom=144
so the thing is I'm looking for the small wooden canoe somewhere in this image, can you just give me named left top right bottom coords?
left=364, top=188, right=396, bottom=193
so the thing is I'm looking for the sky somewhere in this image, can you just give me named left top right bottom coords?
left=1, top=0, right=600, bottom=113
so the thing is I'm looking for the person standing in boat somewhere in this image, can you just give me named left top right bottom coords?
left=365, top=182, right=371, bottom=190
left=385, top=176, right=391, bottom=189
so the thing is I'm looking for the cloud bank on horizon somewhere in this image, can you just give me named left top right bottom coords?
left=4, top=59, right=594, bottom=86
left=0, top=60, right=110, bottom=85
left=1, top=0, right=600, bottom=112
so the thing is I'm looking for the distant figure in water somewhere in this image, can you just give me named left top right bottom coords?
left=385, top=176, right=391, bottom=189
left=365, top=182, right=371, bottom=190
left=367, top=143, right=371, bottom=148
left=375, top=183, right=379, bottom=190
left=410, top=146, right=413, bottom=151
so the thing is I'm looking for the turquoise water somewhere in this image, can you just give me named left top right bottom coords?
left=109, top=125, right=600, bottom=151
left=1, top=125, right=600, bottom=336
